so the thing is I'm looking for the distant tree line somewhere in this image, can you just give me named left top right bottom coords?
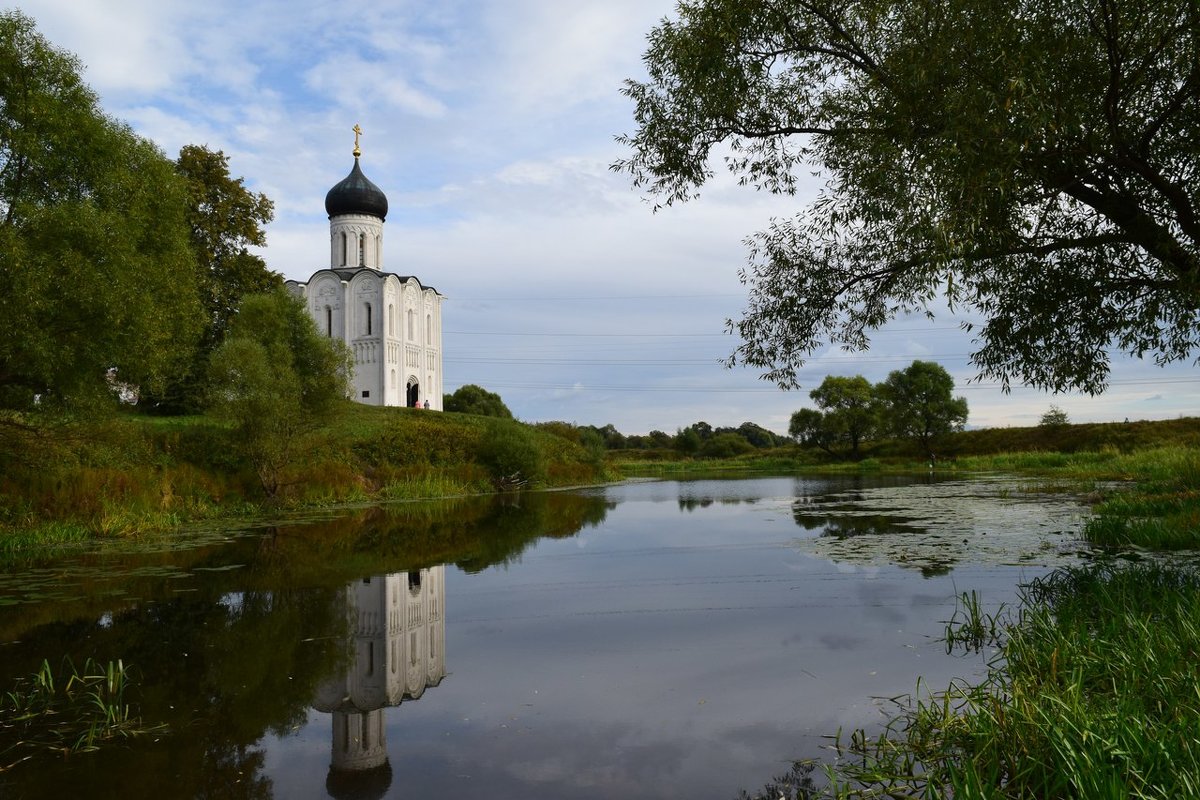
left=454, top=361, right=965, bottom=461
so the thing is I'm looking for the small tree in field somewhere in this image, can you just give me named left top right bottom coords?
left=206, top=289, right=350, bottom=495
left=877, top=361, right=968, bottom=459
left=1040, top=405, right=1070, bottom=427
left=788, top=408, right=835, bottom=455
left=809, top=375, right=877, bottom=457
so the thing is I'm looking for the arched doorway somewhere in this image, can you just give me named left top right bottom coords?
left=406, top=377, right=420, bottom=408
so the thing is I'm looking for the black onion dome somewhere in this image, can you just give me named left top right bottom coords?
left=325, top=158, right=388, bottom=220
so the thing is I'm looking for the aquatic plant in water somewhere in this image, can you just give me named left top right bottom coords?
left=0, top=657, right=165, bottom=771
left=943, top=590, right=1007, bottom=654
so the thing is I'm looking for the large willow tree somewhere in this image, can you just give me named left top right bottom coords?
left=616, top=0, right=1199, bottom=392
left=0, top=11, right=203, bottom=410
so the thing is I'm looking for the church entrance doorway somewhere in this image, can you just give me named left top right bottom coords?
left=406, top=377, right=420, bottom=408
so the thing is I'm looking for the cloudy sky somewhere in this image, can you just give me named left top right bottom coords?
left=15, top=0, right=1199, bottom=435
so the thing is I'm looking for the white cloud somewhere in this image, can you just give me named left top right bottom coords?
left=304, top=57, right=448, bottom=118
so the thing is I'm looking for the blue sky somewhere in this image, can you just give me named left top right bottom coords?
left=16, top=0, right=1199, bottom=435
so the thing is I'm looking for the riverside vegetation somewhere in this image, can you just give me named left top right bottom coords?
left=0, top=402, right=613, bottom=557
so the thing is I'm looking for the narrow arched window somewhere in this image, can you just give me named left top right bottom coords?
left=407, top=309, right=414, bottom=339
left=325, top=305, right=332, bottom=337
left=426, top=314, right=432, bottom=342
left=340, top=232, right=347, bottom=266
left=364, top=303, right=372, bottom=336
left=388, top=303, right=394, bottom=336
left=375, top=235, right=381, bottom=266
left=359, top=233, right=366, bottom=266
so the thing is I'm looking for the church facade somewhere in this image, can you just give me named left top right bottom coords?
left=286, top=133, right=444, bottom=409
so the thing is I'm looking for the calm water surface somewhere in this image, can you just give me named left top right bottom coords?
left=0, top=474, right=1088, bottom=799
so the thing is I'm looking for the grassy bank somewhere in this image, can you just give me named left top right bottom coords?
left=824, top=561, right=1200, bottom=799
left=0, top=403, right=613, bottom=552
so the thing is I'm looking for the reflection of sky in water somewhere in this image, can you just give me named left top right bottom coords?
left=264, top=475, right=1082, bottom=800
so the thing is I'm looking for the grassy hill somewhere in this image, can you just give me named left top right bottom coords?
left=0, top=402, right=611, bottom=549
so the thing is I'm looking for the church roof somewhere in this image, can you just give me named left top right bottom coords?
left=325, top=158, right=389, bottom=220
left=324, top=267, right=444, bottom=297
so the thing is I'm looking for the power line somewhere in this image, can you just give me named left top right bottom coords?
left=446, top=324, right=969, bottom=337
left=446, top=353, right=977, bottom=366
left=447, top=330, right=728, bottom=338
left=444, top=376, right=1200, bottom=394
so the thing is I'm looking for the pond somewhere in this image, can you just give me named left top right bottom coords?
left=0, top=474, right=1089, bottom=799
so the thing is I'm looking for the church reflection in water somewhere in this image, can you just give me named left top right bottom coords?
left=313, top=567, right=446, bottom=798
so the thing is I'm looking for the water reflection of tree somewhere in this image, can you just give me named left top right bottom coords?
left=677, top=496, right=759, bottom=512
left=0, top=492, right=615, bottom=645
left=0, top=490, right=613, bottom=797
left=792, top=504, right=926, bottom=538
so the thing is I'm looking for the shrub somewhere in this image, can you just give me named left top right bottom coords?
left=476, top=423, right=546, bottom=488
left=699, top=433, right=755, bottom=459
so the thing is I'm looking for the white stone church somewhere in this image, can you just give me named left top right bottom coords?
left=286, top=132, right=444, bottom=409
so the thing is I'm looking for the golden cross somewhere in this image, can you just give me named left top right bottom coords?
left=352, top=123, right=363, bottom=157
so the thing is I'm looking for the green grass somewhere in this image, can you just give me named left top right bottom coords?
left=1072, top=446, right=1200, bottom=550
left=828, top=562, right=1200, bottom=798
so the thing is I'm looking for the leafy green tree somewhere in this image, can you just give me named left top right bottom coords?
left=809, top=375, right=876, bottom=457
left=618, top=0, right=1200, bottom=394
left=576, top=426, right=607, bottom=464
left=206, top=289, right=350, bottom=495
left=674, top=426, right=701, bottom=454
left=647, top=429, right=673, bottom=449
left=788, top=408, right=835, bottom=455
left=1040, top=405, right=1070, bottom=427
left=877, top=361, right=968, bottom=458
left=443, top=384, right=513, bottom=418
left=145, top=145, right=280, bottom=413
left=700, top=431, right=755, bottom=458
left=737, top=421, right=781, bottom=448
left=0, top=11, right=203, bottom=410
left=597, top=423, right=628, bottom=450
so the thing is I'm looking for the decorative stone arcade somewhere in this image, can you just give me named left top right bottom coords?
left=287, top=126, right=445, bottom=409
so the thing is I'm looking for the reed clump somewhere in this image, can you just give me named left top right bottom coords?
left=1, top=657, right=165, bottom=771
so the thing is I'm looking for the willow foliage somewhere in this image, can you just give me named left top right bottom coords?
left=617, top=0, right=1200, bottom=392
